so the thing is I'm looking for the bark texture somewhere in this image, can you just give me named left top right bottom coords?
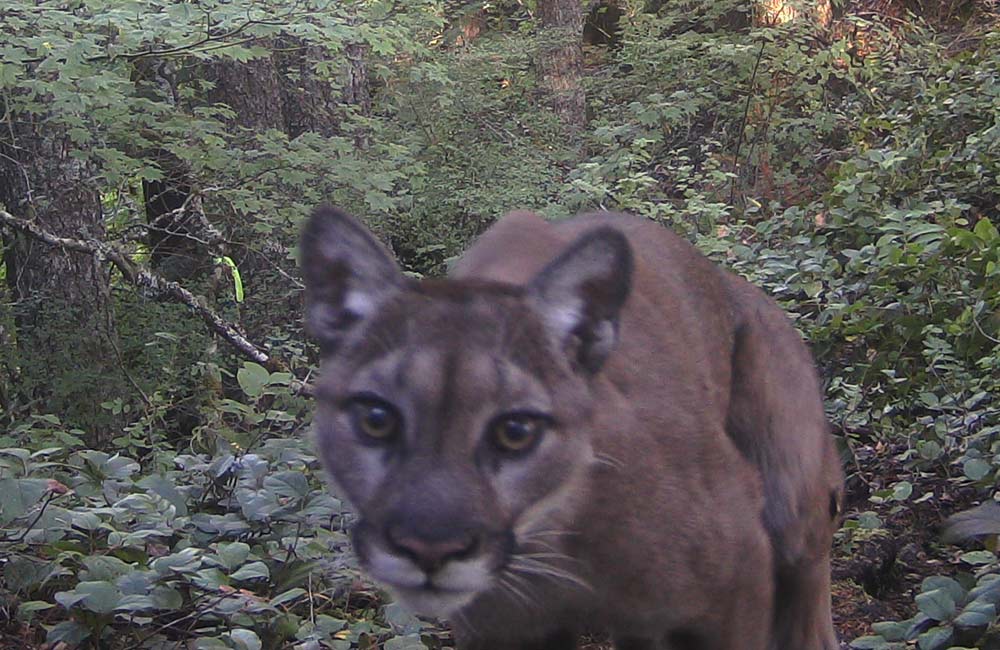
left=537, top=0, right=586, bottom=131
left=0, top=114, right=125, bottom=441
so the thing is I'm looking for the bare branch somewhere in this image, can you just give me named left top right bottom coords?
left=0, top=206, right=312, bottom=395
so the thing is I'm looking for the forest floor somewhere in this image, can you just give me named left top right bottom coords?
left=1, top=442, right=975, bottom=650
left=829, top=441, right=979, bottom=644
left=572, top=442, right=978, bottom=650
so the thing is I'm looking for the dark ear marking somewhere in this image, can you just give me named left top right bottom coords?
left=300, top=205, right=404, bottom=353
left=526, top=227, right=633, bottom=373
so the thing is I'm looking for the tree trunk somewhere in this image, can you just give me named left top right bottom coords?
left=275, top=29, right=370, bottom=144
left=206, top=55, right=287, bottom=131
left=537, top=0, right=586, bottom=132
left=755, top=0, right=832, bottom=28
left=0, top=116, right=125, bottom=443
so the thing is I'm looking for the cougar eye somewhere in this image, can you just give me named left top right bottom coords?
left=490, top=414, right=548, bottom=453
left=346, top=396, right=401, bottom=443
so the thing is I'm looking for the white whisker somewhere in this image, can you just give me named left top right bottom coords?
left=594, top=452, right=624, bottom=469
left=517, top=552, right=582, bottom=564
left=509, top=558, right=593, bottom=593
left=498, top=575, right=537, bottom=611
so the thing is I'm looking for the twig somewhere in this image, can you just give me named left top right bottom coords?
left=730, top=38, right=767, bottom=208
left=1, top=492, right=57, bottom=543
left=0, top=206, right=312, bottom=395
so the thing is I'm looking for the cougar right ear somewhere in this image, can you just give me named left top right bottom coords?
left=526, top=227, right=633, bottom=374
left=300, top=205, right=404, bottom=353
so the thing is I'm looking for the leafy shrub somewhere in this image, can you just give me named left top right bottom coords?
left=0, top=367, right=439, bottom=649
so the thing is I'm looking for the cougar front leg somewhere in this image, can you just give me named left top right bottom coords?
left=771, top=551, right=839, bottom=650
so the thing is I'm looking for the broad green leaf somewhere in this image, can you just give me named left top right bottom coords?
left=891, top=481, right=912, bottom=501
left=384, top=635, right=428, bottom=650
left=0, top=478, right=49, bottom=525
left=962, top=458, right=992, bottom=481
left=959, top=550, right=996, bottom=566
left=237, top=362, right=270, bottom=398
left=4, top=557, right=53, bottom=592
left=385, top=602, right=423, bottom=634
left=916, top=625, right=953, bottom=650
left=230, top=561, right=270, bottom=581
left=915, top=589, right=957, bottom=621
left=55, top=581, right=121, bottom=614
left=15, top=600, right=54, bottom=620
left=227, top=629, right=262, bottom=650
left=217, top=542, right=252, bottom=570
left=849, top=638, right=889, bottom=650
left=151, top=548, right=202, bottom=575
left=46, top=621, right=90, bottom=646
left=81, top=556, right=133, bottom=582
left=953, top=600, right=995, bottom=628
left=871, top=621, right=909, bottom=641
left=270, top=588, right=306, bottom=607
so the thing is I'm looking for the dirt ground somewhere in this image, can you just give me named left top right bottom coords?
left=829, top=440, right=980, bottom=645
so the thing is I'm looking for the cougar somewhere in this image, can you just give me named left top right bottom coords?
left=300, top=206, right=844, bottom=650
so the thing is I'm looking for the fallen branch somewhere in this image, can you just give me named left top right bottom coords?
left=0, top=207, right=312, bottom=395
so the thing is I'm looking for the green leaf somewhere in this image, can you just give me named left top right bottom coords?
left=4, top=557, right=53, bottom=592
left=858, top=511, right=883, bottom=529
left=959, top=550, right=996, bottom=566
left=237, top=362, right=270, bottom=398
left=114, top=594, right=156, bottom=612
left=227, top=629, right=262, bottom=650
left=46, top=621, right=90, bottom=646
left=192, top=567, right=229, bottom=590
left=974, top=218, right=998, bottom=243
left=871, top=621, right=909, bottom=641
left=850, top=637, right=890, bottom=650
left=891, top=481, right=913, bottom=501
left=55, top=581, right=121, bottom=614
left=916, top=589, right=957, bottom=621
left=953, top=600, right=995, bottom=628
left=151, top=585, right=184, bottom=610
left=916, top=625, right=953, bottom=650
left=0, top=478, right=49, bottom=525
left=923, top=577, right=967, bottom=604
left=385, top=602, right=423, bottom=634
left=230, top=561, right=270, bottom=581
left=270, top=588, right=307, bottom=607
left=151, top=548, right=202, bottom=575
left=384, top=634, right=428, bottom=650
left=81, top=556, right=133, bottom=582
left=962, top=458, right=992, bottom=481
left=217, top=542, right=251, bottom=570
left=15, top=600, right=54, bottom=620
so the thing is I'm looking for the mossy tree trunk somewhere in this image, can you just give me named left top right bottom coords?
left=537, top=0, right=586, bottom=132
left=0, top=118, right=126, bottom=444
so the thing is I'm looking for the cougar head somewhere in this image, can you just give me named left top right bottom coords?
left=300, top=206, right=632, bottom=617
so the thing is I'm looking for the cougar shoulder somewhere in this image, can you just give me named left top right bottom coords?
left=301, top=207, right=843, bottom=650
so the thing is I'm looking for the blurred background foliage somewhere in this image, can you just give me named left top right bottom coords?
left=1, top=0, right=999, bottom=647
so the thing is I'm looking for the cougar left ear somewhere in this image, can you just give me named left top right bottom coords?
left=526, top=227, right=633, bottom=373
left=300, top=205, right=404, bottom=354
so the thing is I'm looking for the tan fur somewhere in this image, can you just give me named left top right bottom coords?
left=301, top=208, right=844, bottom=650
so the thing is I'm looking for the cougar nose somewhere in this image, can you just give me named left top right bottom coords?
left=386, top=525, right=479, bottom=574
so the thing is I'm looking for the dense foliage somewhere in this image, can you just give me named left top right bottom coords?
left=1, top=0, right=999, bottom=647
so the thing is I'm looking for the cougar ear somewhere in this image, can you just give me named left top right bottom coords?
left=526, top=227, right=633, bottom=373
left=300, top=205, right=404, bottom=353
